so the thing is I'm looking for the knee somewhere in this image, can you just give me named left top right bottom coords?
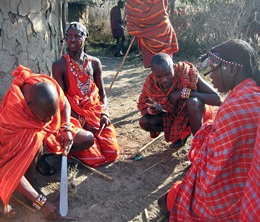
left=158, top=192, right=169, bottom=215
left=80, top=131, right=95, bottom=148
left=186, top=97, right=204, bottom=115
left=139, top=116, right=149, bottom=130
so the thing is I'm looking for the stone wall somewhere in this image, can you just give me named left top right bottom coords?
left=0, top=0, right=60, bottom=100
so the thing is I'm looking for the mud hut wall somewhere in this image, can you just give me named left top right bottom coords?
left=0, top=0, right=60, bottom=100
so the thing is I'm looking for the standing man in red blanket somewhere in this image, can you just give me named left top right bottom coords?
left=110, top=0, right=125, bottom=57
left=158, top=39, right=260, bottom=221
left=52, top=22, right=119, bottom=168
left=137, top=53, right=222, bottom=148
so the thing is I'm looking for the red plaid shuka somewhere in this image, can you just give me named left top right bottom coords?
left=126, top=0, right=178, bottom=67
left=239, top=120, right=260, bottom=222
left=169, top=78, right=260, bottom=221
left=137, top=62, right=213, bottom=143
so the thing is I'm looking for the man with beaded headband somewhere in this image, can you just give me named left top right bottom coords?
left=0, top=65, right=94, bottom=220
left=52, top=21, right=119, bottom=168
left=137, top=52, right=222, bottom=148
left=157, top=39, right=260, bottom=221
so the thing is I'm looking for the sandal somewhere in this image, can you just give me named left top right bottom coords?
left=36, top=153, right=56, bottom=176
left=170, top=134, right=190, bottom=149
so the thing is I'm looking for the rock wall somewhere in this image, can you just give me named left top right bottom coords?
left=0, top=0, right=60, bottom=99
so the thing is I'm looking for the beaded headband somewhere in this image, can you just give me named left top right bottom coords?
left=65, top=22, right=89, bottom=38
left=208, top=52, right=244, bottom=68
left=203, top=52, right=244, bottom=76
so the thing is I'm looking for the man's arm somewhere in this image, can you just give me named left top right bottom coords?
left=52, top=60, right=74, bottom=154
left=191, top=74, right=222, bottom=106
left=52, top=58, right=67, bottom=92
left=92, top=57, right=107, bottom=107
left=16, top=176, right=60, bottom=220
left=92, top=56, right=110, bottom=127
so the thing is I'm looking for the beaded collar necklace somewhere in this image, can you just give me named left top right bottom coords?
left=68, top=54, right=92, bottom=96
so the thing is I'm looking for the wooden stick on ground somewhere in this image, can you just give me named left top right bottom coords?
left=71, top=156, right=113, bottom=181
left=144, top=208, right=150, bottom=222
left=11, top=194, right=37, bottom=213
left=156, top=214, right=169, bottom=222
left=84, top=165, right=113, bottom=182
left=131, top=133, right=164, bottom=159
left=106, top=36, right=136, bottom=97
left=139, top=160, right=163, bottom=175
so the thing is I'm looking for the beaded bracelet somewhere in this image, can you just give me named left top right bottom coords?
left=32, top=194, right=47, bottom=210
left=181, top=87, right=191, bottom=99
left=59, top=122, right=73, bottom=133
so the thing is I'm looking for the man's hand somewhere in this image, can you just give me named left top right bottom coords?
left=146, top=98, right=166, bottom=115
left=169, top=90, right=182, bottom=104
left=60, top=131, right=73, bottom=155
left=100, top=114, right=111, bottom=126
left=40, top=201, right=61, bottom=221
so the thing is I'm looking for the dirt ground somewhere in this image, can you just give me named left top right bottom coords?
left=1, top=53, right=192, bottom=222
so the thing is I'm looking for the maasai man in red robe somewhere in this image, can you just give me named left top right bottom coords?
left=0, top=65, right=94, bottom=220
left=52, top=22, right=119, bottom=168
left=137, top=53, right=222, bottom=148
left=158, top=39, right=260, bottom=221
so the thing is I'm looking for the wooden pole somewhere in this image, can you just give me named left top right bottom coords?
left=106, top=36, right=136, bottom=97
left=58, top=0, right=64, bottom=58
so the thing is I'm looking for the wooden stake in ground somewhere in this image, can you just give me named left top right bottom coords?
left=106, top=36, right=136, bottom=97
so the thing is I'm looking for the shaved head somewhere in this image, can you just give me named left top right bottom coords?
left=151, top=53, right=173, bottom=73
left=28, top=82, right=59, bottom=122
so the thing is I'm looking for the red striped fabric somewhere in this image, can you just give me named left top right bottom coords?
left=0, top=65, right=66, bottom=206
left=169, top=78, right=260, bottom=221
left=126, top=0, right=178, bottom=67
left=62, top=54, right=119, bottom=167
